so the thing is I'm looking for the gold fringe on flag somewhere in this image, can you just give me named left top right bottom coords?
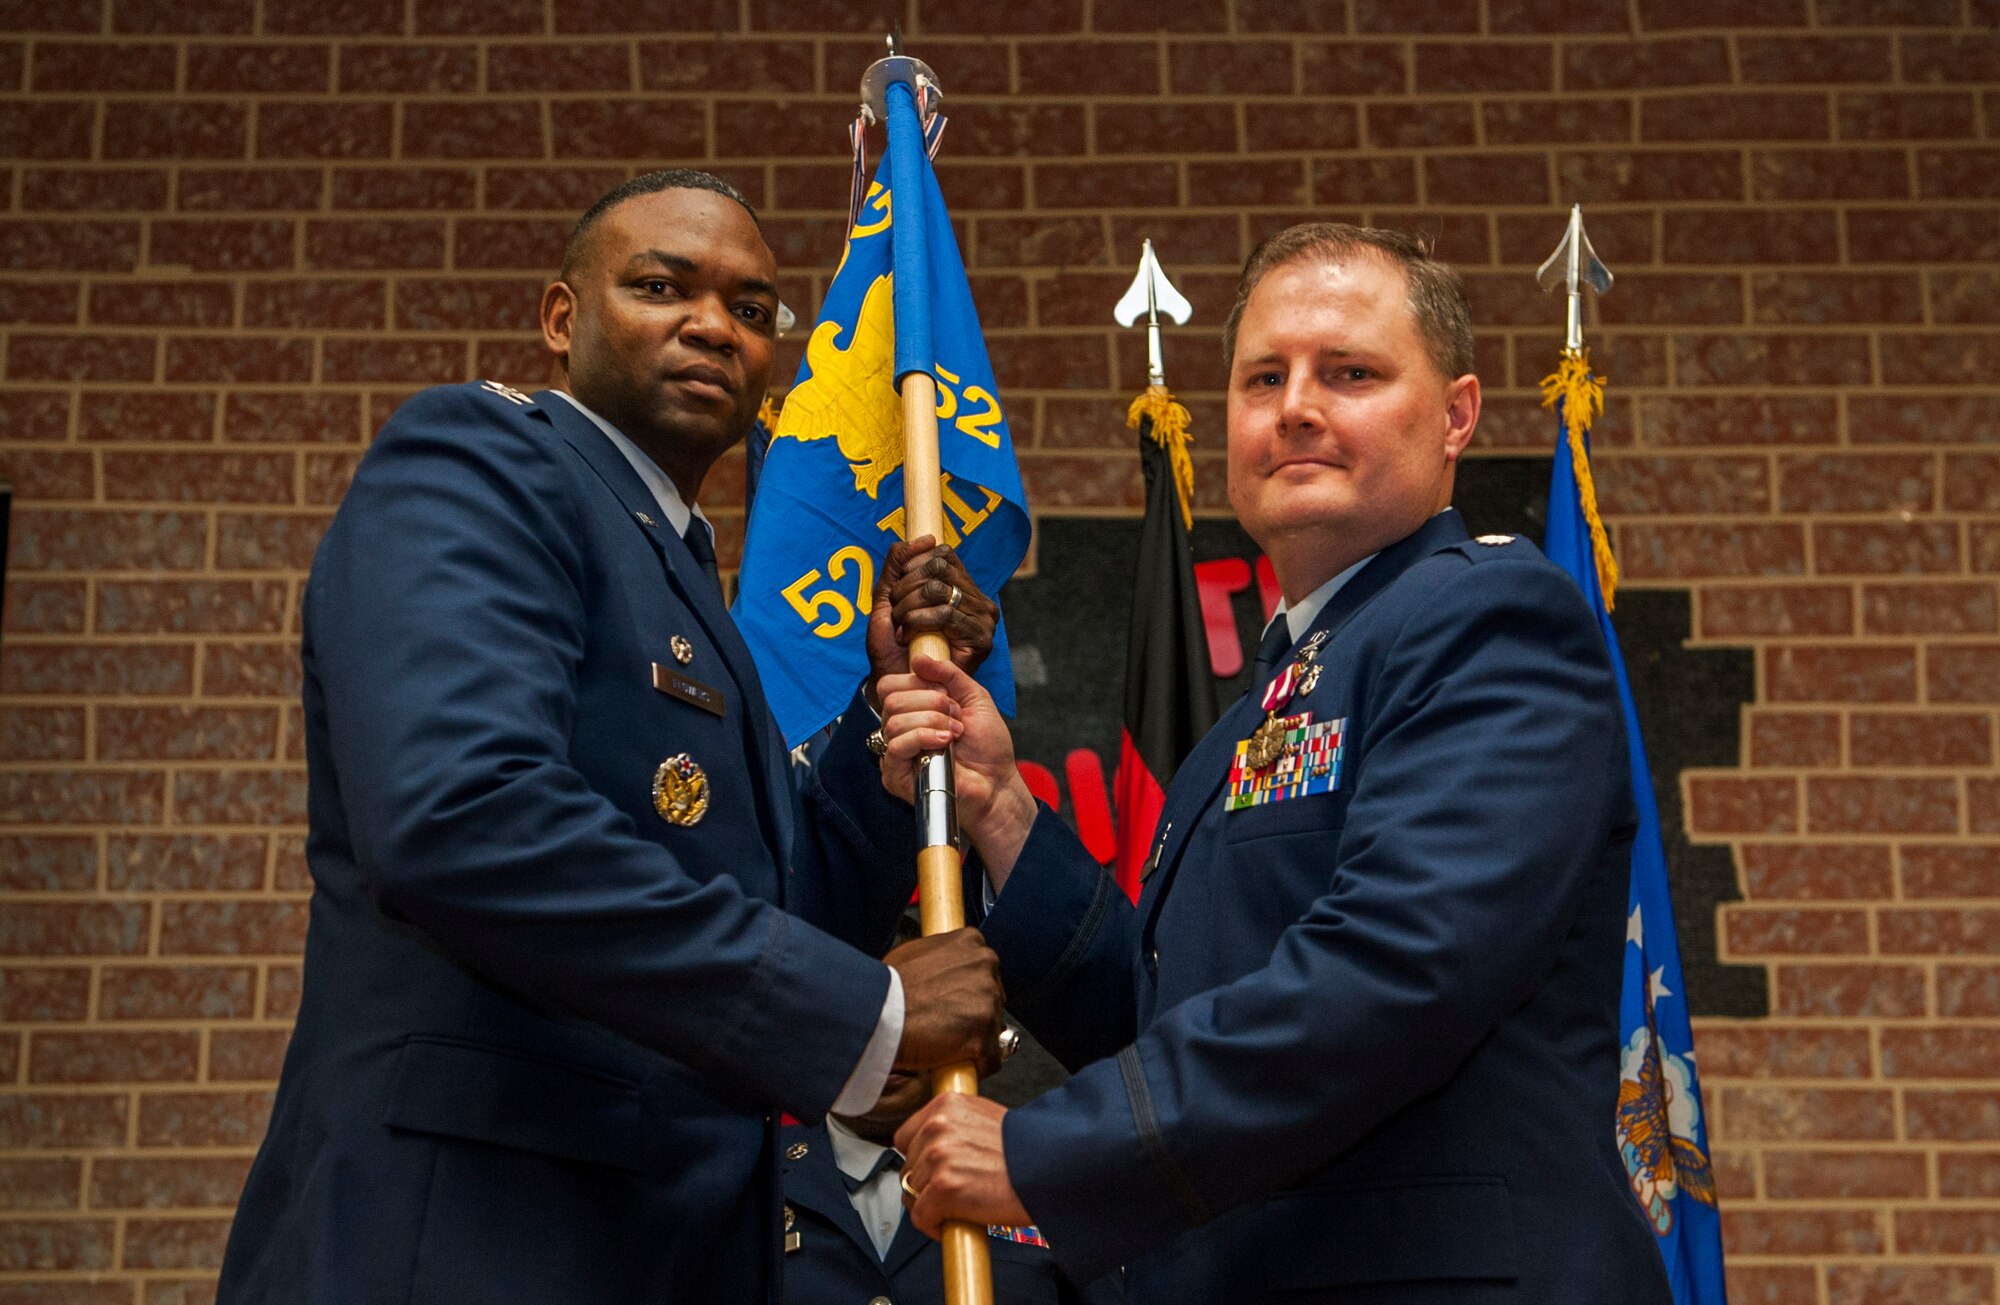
left=1127, top=384, right=1195, bottom=532
left=1538, top=346, right=1619, bottom=610
left=757, top=391, right=781, bottom=430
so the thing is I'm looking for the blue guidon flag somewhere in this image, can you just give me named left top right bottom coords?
left=735, top=80, right=1029, bottom=749
left=1542, top=350, right=1728, bottom=1305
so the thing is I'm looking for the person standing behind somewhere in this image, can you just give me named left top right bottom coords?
left=782, top=1042, right=1116, bottom=1305
left=875, top=225, right=1675, bottom=1305
left=216, top=171, right=1007, bottom=1305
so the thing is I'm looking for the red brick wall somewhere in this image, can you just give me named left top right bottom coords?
left=1, top=3, right=1997, bottom=1302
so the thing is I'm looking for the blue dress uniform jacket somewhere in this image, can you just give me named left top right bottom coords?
left=780, top=1123, right=1110, bottom=1305
left=216, top=383, right=921, bottom=1305
left=979, top=510, right=1675, bottom=1304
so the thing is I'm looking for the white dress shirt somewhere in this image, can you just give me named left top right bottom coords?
left=549, top=389, right=904, bottom=1118
left=1268, top=550, right=1374, bottom=646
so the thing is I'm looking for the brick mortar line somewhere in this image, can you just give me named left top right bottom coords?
left=0, top=1147, right=256, bottom=1157
left=0, top=878, right=307, bottom=888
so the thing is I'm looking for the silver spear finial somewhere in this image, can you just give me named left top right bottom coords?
left=1536, top=204, right=1613, bottom=352
left=1113, top=239, right=1194, bottom=388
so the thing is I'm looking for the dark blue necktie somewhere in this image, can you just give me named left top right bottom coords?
left=1251, top=618, right=1294, bottom=687
left=682, top=520, right=722, bottom=599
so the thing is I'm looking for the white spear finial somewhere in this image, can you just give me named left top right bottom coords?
left=1113, top=239, right=1194, bottom=388
left=1537, top=204, right=1613, bottom=352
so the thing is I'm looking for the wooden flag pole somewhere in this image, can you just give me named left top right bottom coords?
left=900, top=371, right=996, bottom=1305
left=864, top=34, right=994, bottom=1302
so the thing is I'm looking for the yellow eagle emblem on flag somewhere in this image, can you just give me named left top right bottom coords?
left=771, top=272, right=905, bottom=499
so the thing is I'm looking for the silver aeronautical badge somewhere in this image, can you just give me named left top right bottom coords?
left=479, top=379, right=533, bottom=406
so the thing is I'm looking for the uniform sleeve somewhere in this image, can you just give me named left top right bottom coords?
left=1005, top=559, right=1633, bottom=1280
left=308, top=389, right=890, bottom=1121
left=977, top=805, right=1143, bottom=1072
left=785, top=699, right=922, bottom=959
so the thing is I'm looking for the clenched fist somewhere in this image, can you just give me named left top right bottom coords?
left=885, top=927, right=1006, bottom=1077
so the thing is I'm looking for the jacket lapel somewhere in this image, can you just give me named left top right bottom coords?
left=879, top=1210, right=932, bottom=1277
left=1138, top=510, right=1473, bottom=933
left=780, top=1129, right=882, bottom=1268
left=538, top=392, right=796, bottom=868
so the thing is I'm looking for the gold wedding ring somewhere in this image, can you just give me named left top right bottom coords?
left=947, top=584, right=963, bottom=610
left=900, top=1173, right=919, bottom=1199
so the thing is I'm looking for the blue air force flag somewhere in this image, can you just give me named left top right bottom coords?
left=735, top=81, right=1030, bottom=749
left=1543, top=351, right=1728, bottom=1305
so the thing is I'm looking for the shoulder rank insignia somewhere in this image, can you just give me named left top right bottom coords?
left=479, top=379, right=534, bottom=406
left=1476, top=533, right=1516, bottom=546
left=653, top=754, right=710, bottom=826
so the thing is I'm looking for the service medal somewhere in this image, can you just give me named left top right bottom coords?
left=1244, top=715, right=1288, bottom=770
left=652, top=753, right=710, bottom=827
left=1248, top=712, right=1308, bottom=771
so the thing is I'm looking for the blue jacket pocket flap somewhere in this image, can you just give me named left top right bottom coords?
left=1264, top=1176, right=1519, bottom=1288
left=1221, top=787, right=1350, bottom=844
left=385, top=1035, right=644, bottom=1172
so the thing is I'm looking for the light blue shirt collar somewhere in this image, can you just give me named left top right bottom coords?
left=1270, top=552, right=1373, bottom=646
left=1266, top=507, right=1457, bottom=644
left=549, top=390, right=710, bottom=541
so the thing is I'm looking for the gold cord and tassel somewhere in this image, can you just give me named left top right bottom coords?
left=1126, top=384, right=1195, bottom=532
left=1538, top=346, right=1619, bottom=610
left=757, top=391, right=782, bottom=430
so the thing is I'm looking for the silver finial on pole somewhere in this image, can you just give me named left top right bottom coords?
left=860, top=24, right=942, bottom=126
left=1113, top=239, right=1194, bottom=388
left=1536, top=204, right=1613, bottom=352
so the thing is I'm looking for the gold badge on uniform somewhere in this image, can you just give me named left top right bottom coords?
left=670, top=635, right=694, bottom=664
left=783, top=1203, right=799, bottom=1253
left=1245, top=711, right=1306, bottom=771
left=653, top=754, right=711, bottom=827
left=786, top=1142, right=808, bottom=1161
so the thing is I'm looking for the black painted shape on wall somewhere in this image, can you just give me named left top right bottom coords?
left=999, top=456, right=1765, bottom=1018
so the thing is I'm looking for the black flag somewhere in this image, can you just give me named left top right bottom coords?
left=1111, top=387, right=1217, bottom=898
